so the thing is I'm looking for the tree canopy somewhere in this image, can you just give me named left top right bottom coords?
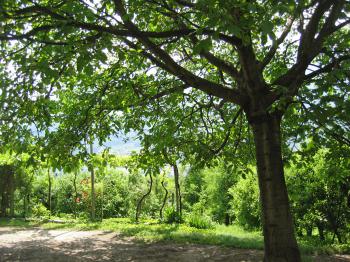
left=1, top=1, right=349, bottom=261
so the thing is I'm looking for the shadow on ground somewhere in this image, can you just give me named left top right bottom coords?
left=0, top=226, right=263, bottom=262
left=0, top=227, right=348, bottom=262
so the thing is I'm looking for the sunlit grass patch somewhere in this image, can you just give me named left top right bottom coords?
left=42, top=217, right=264, bottom=249
left=2, top=217, right=348, bottom=256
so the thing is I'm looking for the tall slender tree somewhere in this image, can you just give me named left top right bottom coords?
left=47, top=168, right=52, bottom=218
left=89, top=140, right=96, bottom=221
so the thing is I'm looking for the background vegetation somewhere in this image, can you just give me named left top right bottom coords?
left=0, top=145, right=349, bottom=255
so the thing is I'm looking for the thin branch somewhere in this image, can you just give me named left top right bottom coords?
left=260, top=17, right=295, bottom=70
left=174, top=0, right=195, bottom=8
left=212, top=107, right=243, bottom=155
left=303, top=55, right=350, bottom=82
left=272, top=1, right=346, bottom=93
left=301, top=102, right=350, bottom=146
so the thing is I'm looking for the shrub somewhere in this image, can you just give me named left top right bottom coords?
left=229, top=172, right=261, bottom=230
left=186, top=213, right=214, bottom=229
left=164, top=207, right=182, bottom=224
left=56, top=213, right=75, bottom=220
left=32, top=203, right=50, bottom=218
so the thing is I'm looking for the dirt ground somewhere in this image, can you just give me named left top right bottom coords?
left=0, top=227, right=349, bottom=262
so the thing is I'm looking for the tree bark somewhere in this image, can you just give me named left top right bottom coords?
left=225, top=212, right=230, bottom=226
left=73, top=172, right=78, bottom=219
left=0, top=165, right=14, bottom=217
left=9, top=171, right=15, bottom=217
left=48, top=168, right=52, bottom=218
left=23, top=195, right=27, bottom=218
left=332, top=228, right=342, bottom=244
left=1, top=192, right=7, bottom=217
left=135, top=171, right=152, bottom=222
left=173, top=164, right=182, bottom=217
left=89, top=142, right=96, bottom=221
left=316, top=223, right=325, bottom=241
left=251, top=114, right=301, bottom=262
left=23, top=173, right=34, bottom=218
left=171, top=192, right=174, bottom=207
left=160, top=179, right=168, bottom=220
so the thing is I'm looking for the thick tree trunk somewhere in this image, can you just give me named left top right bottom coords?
left=251, top=114, right=301, bottom=262
left=173, top=164, right=182, bottom=217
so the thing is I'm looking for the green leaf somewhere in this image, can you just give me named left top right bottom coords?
left=84, top=64, right=94, bottom=75
left=76, top=55, right=86, bottom=72
left=228, top=25, right=241, bottom=37
left=96, top=51, right=108, bottom=63
left=261, top=20, right=274, bottom=34
left=193, top=38, right=212, bottom=55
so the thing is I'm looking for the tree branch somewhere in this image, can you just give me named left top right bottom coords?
left=113, top=0, right=244, bottom=105
left=189, top=35, right=241, bottom=80
left=174, top=0, right=195, bottom=8
left=2, top=3, right=241, bottom=44
left=273, top=1, right=346, bottom=90
left=212, top=107, right=243, bottom=155
left=303, top=55, right=350, bottom=82
left=260, top=17, right=295, bottom=70
left=314, top=0, right=347, bottom=46
left=301, top=102, right=350, bottom=147
left=297, top=0, right=335, bottom=60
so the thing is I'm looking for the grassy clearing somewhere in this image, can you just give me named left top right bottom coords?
left=40, top=218, right=264, bottom=250
left=1, top=217, right=348, bottom=256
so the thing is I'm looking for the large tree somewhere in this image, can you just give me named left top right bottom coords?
left=1, top=1, right=349, bottom=260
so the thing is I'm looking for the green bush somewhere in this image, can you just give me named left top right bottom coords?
left=32, top=203, right=50, bottom=218
left=56, top=213, right=75, bottom=220
left=164, top=207, right=182, bottom=224
left=186, top=213, right=214, bottom=229
left=229, top=172, right=261, bottom=230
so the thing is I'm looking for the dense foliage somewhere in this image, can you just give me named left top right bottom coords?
left=0, top=1, right=349, bottom=260
left=0, top=149, right=348, bottom=248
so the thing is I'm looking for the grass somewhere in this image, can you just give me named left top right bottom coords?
left=1, top=217, right=348, bottom=256
left=40, top=217, right=264, bottom=250
left=0, top=217, right=41, bottom=227
left=298, top=235, right=350, bottom=255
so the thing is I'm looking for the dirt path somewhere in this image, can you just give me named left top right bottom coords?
left=0, top=227, right=348, bottom=262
